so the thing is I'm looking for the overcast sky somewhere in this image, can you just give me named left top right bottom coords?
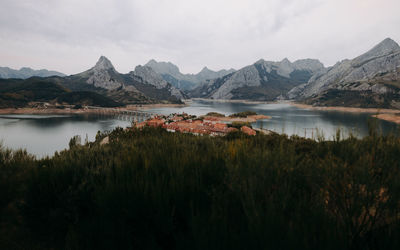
left=1, top=0, right=399, bottom=75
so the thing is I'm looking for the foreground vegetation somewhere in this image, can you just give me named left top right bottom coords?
left=1, top=127, right=400, bottom=249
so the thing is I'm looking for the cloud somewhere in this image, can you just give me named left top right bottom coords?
left=0, top=0, right=399, bottom=75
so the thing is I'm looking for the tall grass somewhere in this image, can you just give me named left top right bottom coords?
left=0, top=127, right=400, bottom=249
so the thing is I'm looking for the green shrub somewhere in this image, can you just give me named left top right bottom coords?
left=1, top=127, right=400, bottom=249
left=206, top=112, right=225, bottom=117
left=229, top=111, right=257, bottom=118
left=229, top=121, right=252, bottom=129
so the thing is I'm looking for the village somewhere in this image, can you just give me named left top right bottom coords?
left=133, top=111, right=271, bottom=136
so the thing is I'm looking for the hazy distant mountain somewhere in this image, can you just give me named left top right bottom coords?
left=145, top=59, right=235, bottom=90
left=190, top=58, right=324, bottom=101
left=289, top=38, right=400, bottom=109
left=0, top=66, right=65, bottom=79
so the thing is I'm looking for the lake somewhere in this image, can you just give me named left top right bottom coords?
left=0, top=100, right=398, bottom=157
left=0, top=114, right=132, bottom=158
left=147, top=100, right=399, bottom=138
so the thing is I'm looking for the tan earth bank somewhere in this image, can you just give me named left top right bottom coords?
left=0, top=103, right=186, bottom=115
left=202, top=114, right=271, bottom=123
left=291, top=103, right=400, bottom=125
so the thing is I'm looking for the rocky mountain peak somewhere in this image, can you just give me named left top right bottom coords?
left=292, top=59, right=325, bottom=72
left=145, top=59, right=181, bottom=76
left=94, top=56, right=115, bottom=71
left=281, top=58, right=291, bottom=64
left=373, top=38, right=400, bottom=53
left=132, top=65, right=185, bottom=100
left=200, top=66, right=210, bottom=72
left=352, top=38, right=400, bottom=67
left=133, top=65, right=167, bottom=88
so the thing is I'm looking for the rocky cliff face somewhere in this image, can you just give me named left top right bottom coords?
left=131, top=65, right=185, bottom=100
left=80, top=56, right=124, bottom=90
left=297, top=38, right=400, bottom=98
left=290, top=38, right=400, bottom=109
left=145, top=59, right=235, bottom=90
left=210, top=65, right=261, bottom=99
left=191, top=58, right=324, bottom=100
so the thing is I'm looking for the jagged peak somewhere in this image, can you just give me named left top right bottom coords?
left=368, top=38, right=400, bottom=55
left=255, top=59, right=266, bottom=65
left=281, top=58, right=291, bottom=64
left=147, top=59, right=157, bottom=64
left=377, top=37, right=399, bottom=49
left=19, top=67, right=33, bottom=71
left=199, top=66, right=212, bottom=73
left=94, top=56, right=115, bottom=71
left=355, top=38, right=400, bottom=64
left=292, top=59, right=325, bottom=71
left=134, top=64, right=155, bottom=73
left=144, top=59, right=180, bottom=75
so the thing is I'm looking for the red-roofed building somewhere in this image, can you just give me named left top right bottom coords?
left=241, top=126, right=256, bottom=136
left=146, top=118, right=165, bottom=127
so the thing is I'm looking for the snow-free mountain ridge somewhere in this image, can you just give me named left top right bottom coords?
left=0, top=66, right=65, bottom=79
left=145, top=59, right=235, bottom=90
left=289, top=38, right=400, bottom=109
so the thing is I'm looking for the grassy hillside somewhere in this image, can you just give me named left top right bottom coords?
left=0, top=80, right=68, bottom=107
left=0, top=79, right=122, bottom=108
left=56, top=91, right=122, bottom=107
left=1, top=127, right=400, bottom=249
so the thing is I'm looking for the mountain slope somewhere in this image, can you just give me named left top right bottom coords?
left=290, top=38, right=400, bottom=109
left=0, top=67, right=66, bottom=79
left=145, top=59, right=235, bottom=90
left=63, top=56, right=185, bottom=104
left=0, top=78, right=120, bottom=108
left=0, top=56, right=186, bottom=107
left=190, top=58, right=324, bottom=101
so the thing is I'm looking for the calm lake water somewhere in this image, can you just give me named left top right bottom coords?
left=147, top=100, right=399, bottom=138
left=0, top=100, right=398, bottom=157
left=0, top=114, right=131, bottom=158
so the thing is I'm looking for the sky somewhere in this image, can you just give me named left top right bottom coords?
left=0, top=0, right=400, bottom=75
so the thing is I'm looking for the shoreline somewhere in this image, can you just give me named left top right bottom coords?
left=290, top=102, right=400, bottom=124
left=202, top=114, right=271, bottom=123
left=0, top=103, right=187, bottom=115
left=191, top=98, right=275, bottom=104
left=372, top=114, right=400, bottom=124
left=290, top=102, right=400, bottom=114
left=1, top=101, right=399, bottom=125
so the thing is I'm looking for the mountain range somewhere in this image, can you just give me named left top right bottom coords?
left=0, top=67, right=65, bottom=79
left=187, top=37, right=400, bottom=109
left=0, top=56, right=185, bottom=108
left=0, top=37, right=399, bottom=109
left=190, top=58, right=324, bottom=100
left=145, top=59, right=235, bottom=90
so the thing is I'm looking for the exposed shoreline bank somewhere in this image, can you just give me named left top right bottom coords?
left=290, top=102, right=400, bottom=124
left=190, top=98, right=275, bottom=104
left=1, top=101, right=400, bottom=125
left=0, top=103, right=187, bottom=115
